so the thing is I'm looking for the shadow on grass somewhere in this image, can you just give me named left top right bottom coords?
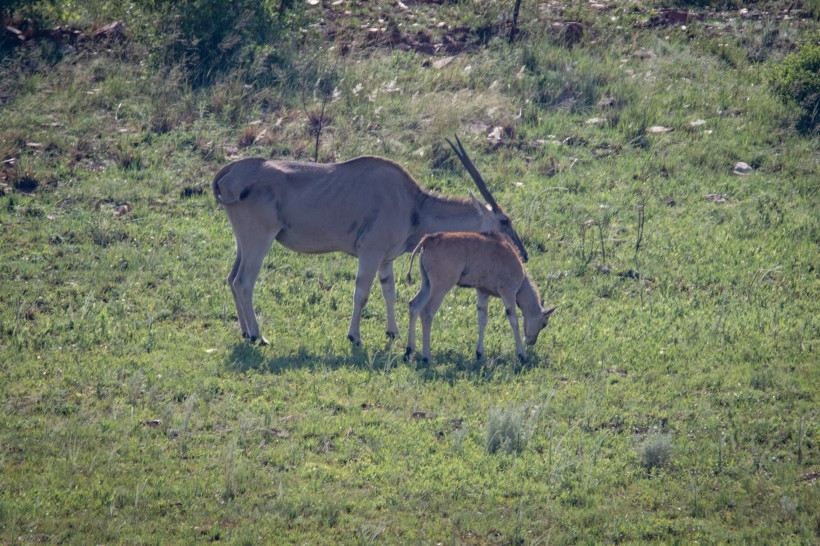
left=224, top=342, right=548, bottom=382
left=225, top=342, right=370, bottom=374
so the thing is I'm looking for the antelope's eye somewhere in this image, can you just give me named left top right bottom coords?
left=500, top=219, right=510, bottom=226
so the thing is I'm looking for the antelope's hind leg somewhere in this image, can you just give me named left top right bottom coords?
left=378, top=261, right=400, bottom=340
left=227, top=243, right=248, bottom=338
left=348, top=253, right=385, bottom=345
left=230, top=226, right=278, bottom=345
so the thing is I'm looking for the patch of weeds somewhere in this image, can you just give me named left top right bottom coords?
left=486, top=404, right=533, bottom=455
left=750, top=366, right=775, bottom=391
left=222, top=442, right=239, bottom=501
left=769, top=41, right=820, bottom=134
left=236, top=124, right=262, bottom=148
left=640, top=433, right=673, bottom=474
left=113, top=139, right=143, bottom=171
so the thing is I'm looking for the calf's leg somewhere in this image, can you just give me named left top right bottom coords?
left=419, top=289, right=448, bottom=362
left=475, top=290, right=490, bottom=359
left=406, top=267, right=431, bottom=359
left=501, top=293, right=526, bottom=361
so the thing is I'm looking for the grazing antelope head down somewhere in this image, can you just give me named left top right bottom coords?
left=212, top=136, right=527, bottom=346
left=405, top=232, right=555, bottom=362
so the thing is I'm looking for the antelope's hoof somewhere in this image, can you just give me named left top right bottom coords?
left=248, top=335, right=269, bottom=346
left=517, top=353, right=527, bottom=364
left=403, top=347, right=413, bottom=361
left=347, top=334, right=361, bottom=346
left=476, top=351, right=484, bottom=360
left=386, top=331, right=398, bottom=340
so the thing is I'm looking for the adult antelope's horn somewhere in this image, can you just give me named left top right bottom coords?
left=446, top=135, right=500, bottom=212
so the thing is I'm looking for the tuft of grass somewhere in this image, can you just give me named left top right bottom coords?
left=640, top=433, right=673, bottom=473
left=486, top=404, right=533, bottom=455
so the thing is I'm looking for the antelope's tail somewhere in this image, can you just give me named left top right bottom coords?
left=212, top=163, right=234, bottom=205
left=212, top=162, right=255, bottom=206
left=405, top=241, right=425, bottom=284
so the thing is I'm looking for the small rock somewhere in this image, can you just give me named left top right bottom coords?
left=5, top=26, right=27, bottom=42
left=633, top=48, right=657, bottom=60
left=586, top=117, right=607, bottom=125
left=92, top=21, right=127, bottom=42
left=705, top=193, right=727, bottom=203
left=432, top=56, right=454, bottom=69
left=646, top=126, right=673, bottom=134
left=488, top=125, right=514, bottom=147
left=733, top=161, right=753, bottom=175
left=688, top=119, right=706, bottom=129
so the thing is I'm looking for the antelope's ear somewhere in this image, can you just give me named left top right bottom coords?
left=468, top=189, right=490, bottom=215
left=544, top=306, right=557, bottom=318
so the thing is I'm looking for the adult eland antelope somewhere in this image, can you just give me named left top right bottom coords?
left=404, top=231, right=556, bottom=362
left=212, top=136, right=527, bottom=345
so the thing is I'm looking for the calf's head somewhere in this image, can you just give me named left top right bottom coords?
left=523, top=306, right=557, bottom=346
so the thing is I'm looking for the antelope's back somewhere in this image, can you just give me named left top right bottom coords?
left=265, top=156, right=426, bottom=256
left=422, top=232, right=525, bottom=286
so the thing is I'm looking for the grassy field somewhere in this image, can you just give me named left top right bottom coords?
left=1, top=1, right=818, bottom=543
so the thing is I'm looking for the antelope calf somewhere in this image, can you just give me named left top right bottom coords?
left=405, top=232, right=556, bottom=362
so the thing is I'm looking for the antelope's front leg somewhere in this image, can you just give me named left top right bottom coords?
left=405, top=294, right=422, bottom=360
left=348, top=254, right=382, bottom=345
left=502, top=295, right=526, bottom=361
left=475, top=291, right=490, bottom=359
left=378, top=261, right=400, bottom=340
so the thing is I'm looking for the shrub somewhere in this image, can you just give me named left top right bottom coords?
left=1, top=0, right=38, bottom=18
left=640, top=433, right=673, bottom=473
left=769, top=42, right=820, bottom=134
left=486, top=404, right=532, bottom=455
left=132, top=0, right=300, bottom=86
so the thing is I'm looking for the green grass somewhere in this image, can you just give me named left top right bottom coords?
left=1, top=1, right=818, bottom=544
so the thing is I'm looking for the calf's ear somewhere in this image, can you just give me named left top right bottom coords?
left=467, top=189, right=490, bottom=215
left=544, top=306, right=557, bottom=318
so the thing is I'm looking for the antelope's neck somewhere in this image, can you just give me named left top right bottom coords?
left=516, top=275, right=542, bottom=316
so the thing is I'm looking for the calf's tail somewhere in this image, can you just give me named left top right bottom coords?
left=405, top=240, right=425, bottom=284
